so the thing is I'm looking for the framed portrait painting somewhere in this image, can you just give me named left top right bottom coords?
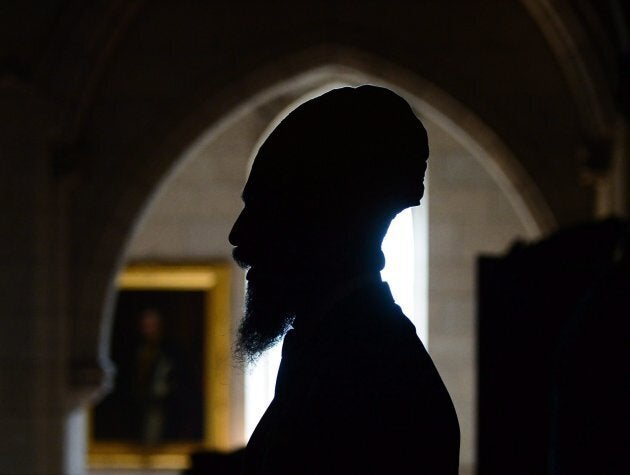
left=88, top=264, right=231, bottom=470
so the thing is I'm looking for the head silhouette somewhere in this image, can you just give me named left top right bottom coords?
left=230, top=85, right=429, bottom=362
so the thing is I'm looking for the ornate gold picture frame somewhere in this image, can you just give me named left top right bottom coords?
left=88, top=264, right=231, bottom=470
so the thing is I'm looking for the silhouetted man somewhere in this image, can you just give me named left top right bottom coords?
left=230, top=86, right=459, bottom=474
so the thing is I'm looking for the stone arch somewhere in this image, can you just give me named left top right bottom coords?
left=111, top=48, right=558, bottom=466
left=171, top=46, right=556, bottom=239
left=79, top=45, right=556, bottom=406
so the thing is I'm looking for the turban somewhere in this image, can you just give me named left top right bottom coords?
left=245, top=85, right=429, bottom=216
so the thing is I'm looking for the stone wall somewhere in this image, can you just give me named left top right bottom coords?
left=427, top=124, right=534, bottom=471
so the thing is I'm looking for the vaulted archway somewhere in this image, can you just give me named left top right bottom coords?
left=89, top=50, right=553, bottom=472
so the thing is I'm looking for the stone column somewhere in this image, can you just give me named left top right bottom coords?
left=0, top=80, right=92, bottom=475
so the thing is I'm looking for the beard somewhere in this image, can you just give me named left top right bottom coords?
left=234, top=270, right=296, bottom=365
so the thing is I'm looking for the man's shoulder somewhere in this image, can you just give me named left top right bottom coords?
left=319, top=295, right=429, bottom=372
left=334, top=286, right=421, bottom=349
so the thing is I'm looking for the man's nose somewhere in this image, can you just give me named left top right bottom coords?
left=229, top=207, right=249, bottom=246
left=228, top=214, right=241, bottom=246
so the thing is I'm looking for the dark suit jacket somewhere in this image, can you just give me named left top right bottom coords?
left=243, top=281, right=460, bottom=474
